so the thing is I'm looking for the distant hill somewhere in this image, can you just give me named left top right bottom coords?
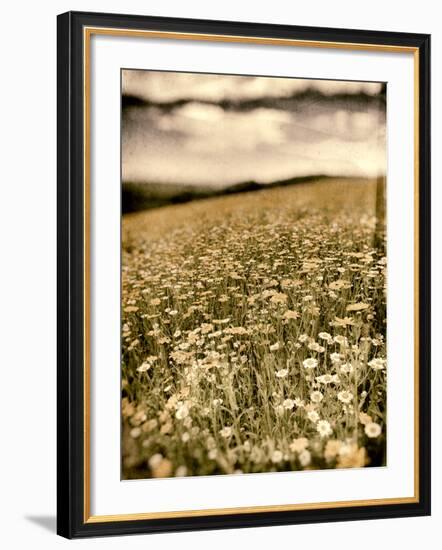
left=122, top=174, right=333, bottom=213
left=122, top=88, right=385, bottom=114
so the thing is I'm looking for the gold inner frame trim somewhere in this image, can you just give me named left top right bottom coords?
left=83, top=26, right=420, bottom=524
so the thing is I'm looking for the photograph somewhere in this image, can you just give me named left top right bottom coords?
left=120, top=70, right=388, bottom=480
left=54, top=8, right=431, bottom=539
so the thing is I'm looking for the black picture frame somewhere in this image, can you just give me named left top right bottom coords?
left=57, top=10, right=431, bottom=539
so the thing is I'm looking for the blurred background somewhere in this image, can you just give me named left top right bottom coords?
left=122, top=71, right=386, bottom=212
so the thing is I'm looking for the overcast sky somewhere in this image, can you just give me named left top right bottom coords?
left=122, top=71, right=386, bottom=186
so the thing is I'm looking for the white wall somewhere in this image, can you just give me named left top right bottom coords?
left=0, top=1, right=439, bottom=548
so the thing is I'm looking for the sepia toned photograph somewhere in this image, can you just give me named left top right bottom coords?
left=121, top=70, right=387, bottom=480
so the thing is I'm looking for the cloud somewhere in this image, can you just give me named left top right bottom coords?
left=122, top=71, right=386, bottom=186
left=123, top=104, right=385, bottom=185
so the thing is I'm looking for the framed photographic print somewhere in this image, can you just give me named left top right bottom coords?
left=57, top=11, right=431, bottom=538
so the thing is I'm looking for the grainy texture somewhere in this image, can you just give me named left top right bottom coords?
left=121, top=178, right=386, bottom=479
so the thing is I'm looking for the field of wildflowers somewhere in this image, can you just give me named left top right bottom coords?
left=121, top=178, right=387, bottom=479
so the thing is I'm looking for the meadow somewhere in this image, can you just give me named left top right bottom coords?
left=121, top=178, right=387, bottom=479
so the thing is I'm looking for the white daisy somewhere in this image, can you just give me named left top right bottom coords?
left=303, top=357, right=318, bottom=369
left=365, top=422, right=382, bottom=438
left=317, top=420, right=333, bottom=438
